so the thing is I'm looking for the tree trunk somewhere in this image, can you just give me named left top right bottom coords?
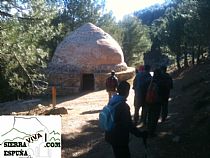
left=201, top=48, right=204, bottom=59
left=184, top=51, right=189, bottom=67
left=176, top=54, right=181, bottom=70
left=208, top=42, right=210, bottom=57
left=192, top=49, right=195, bottom=65
left=183, top=43, right=188, bottom=67
left=197, top=45, right=201, bottom=64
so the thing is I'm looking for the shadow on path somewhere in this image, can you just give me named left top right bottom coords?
left=61, top=119, right=113, bottom=158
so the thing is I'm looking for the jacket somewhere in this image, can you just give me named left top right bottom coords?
left=136, top=71, right=152, bottom=104
left=105, top=95, right=142, bottom=146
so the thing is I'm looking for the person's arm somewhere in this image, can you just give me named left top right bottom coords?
left=168, top=74, right=173, bottom=89
left=121, top=103, right=148, bottom=138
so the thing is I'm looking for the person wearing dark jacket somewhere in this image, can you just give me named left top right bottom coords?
left=106, top=70, right=119, bottom=101
left=160, top=66, right=173, bottom=122
left=147, top=69, right=162, bottom=137
left=135, top=65, right=152, bottom=126
left=105, top=81, right=148, bottom=158
left=133, top=66, right=145, bottom=125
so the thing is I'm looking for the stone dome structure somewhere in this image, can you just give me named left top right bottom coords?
left=49, top=22, right=127, bottom=73
left=47, top=23, right=134, bottom=94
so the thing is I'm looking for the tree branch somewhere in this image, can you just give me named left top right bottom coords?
left=0, top=10, right=13, bottom=17
left=0, top=10, right=43, bottom=21
left=13, top=51, right=39, bottom=93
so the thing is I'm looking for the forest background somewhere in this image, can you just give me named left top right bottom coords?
left=0, top=0, right=210, bottom=101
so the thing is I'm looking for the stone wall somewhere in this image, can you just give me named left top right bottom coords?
left=47, top=67, right=135, bottom=95
left=47, top=73, right=80, bottom=95
left=47, top=62, right=127, bottom=74
left=95, top=67, right=135, bottom=90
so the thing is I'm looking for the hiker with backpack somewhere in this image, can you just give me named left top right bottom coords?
left=159, top=65, right=173, bottom=122
left=102, top=81, right=148, bottom=158
left=146, top=68, right=162, bottom=137
left=105, top=70, right=119, bottom=101
left=135, top=65, right=152, bottom=126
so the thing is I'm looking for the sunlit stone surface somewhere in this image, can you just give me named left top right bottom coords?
left=47, top=23, right=134, bottom=94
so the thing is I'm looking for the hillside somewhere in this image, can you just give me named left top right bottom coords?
left=60, top=58, right=210, bottom=158
left=154, top=58, right=210, bottom=158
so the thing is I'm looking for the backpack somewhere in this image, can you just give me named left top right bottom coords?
left=136, top=72, right=151, bottom=94
left=99, top=102, right=120, bottom=132
left=145, top=78, right=158, bottom=104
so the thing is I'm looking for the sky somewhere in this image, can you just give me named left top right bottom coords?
left=105, top=0, right=166, bottom=21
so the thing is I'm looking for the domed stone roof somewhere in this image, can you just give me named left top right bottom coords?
left=48, top=23, right=127, bottom=73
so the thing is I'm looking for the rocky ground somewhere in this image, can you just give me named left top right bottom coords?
left=1, top=59, right=210, bottom=158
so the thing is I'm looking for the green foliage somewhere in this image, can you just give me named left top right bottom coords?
left=0, top=0, right=61, bottom=99
left=55, top=0, right=103, bottom=34
left=50, top=0, right=105, bottom=56
left=98, top=13, right=152, bottom=67
left=97, top=11, right=123, bottom=45
left=0, top=0, right=106, bottom=101
left=134, top=3, right=172, bottom=26
left=119, top=16, right=151, bottom=66
left=136, top=0, right=210, bottom=69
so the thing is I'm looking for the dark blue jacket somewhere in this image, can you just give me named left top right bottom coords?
left=105, top=95, right=143, bottom=146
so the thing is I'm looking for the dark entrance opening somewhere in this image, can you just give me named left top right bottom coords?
left=82, top=74, right=94, bottom=90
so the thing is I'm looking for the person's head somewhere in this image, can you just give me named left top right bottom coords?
left=161, top=65, right=167, bottom=73
left=117, top=81, right=130, bottom=98
left=144, top=65, right=151, bottom=72
left=111, top=70, right=115, bottom=76
left=154, top=68, right=161, bottom=77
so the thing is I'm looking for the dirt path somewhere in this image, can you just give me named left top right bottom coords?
left=0, top=75, right=201, bottom=158
left=58, top=82, right=183, bottom=158
left=58, top=72, right=200, bottom=158
left=58, top=89, right=141, bottom=158
left=50, top=61, right=210, bottom=158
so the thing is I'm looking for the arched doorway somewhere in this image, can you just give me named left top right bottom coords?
left=82, top=74, right=94, bottom=90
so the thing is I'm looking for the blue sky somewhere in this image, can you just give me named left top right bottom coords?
left=105, top=0, right=166, bottom=21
